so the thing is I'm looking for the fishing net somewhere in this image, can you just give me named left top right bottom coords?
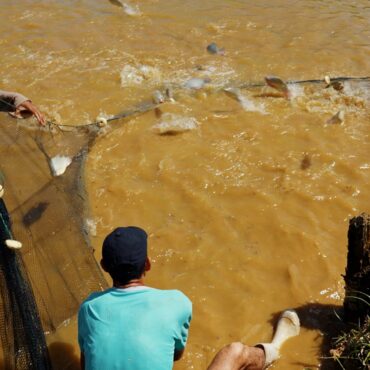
left=0, top=75, right=368, bottom=369
left=0, top=91, right=160, bottom=369
left=0, top=117, right=107, bottom=369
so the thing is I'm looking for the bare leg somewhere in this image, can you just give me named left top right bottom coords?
left=207, top=342, right=265, bottom=370
left=207, top=310, right=300, bottom=370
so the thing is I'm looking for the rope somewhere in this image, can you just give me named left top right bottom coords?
left=0, top=211, right=12, bottom=240
left=238, top=76, right=370, bottom=89
left=1, top=75, right=369, bottom=130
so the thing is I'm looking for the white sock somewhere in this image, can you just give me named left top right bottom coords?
left=256, top=310, right=300, bottom=368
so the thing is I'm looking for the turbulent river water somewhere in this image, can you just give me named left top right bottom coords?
left=1, top=0, right=370, bottom=369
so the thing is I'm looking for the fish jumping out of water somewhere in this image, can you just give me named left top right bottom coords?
left=223, top=87, right=242, bottom=103
left=324, top=76, right=344, bottom=92
left=326, top=110, right=344, bottom=125
left=152, top=90, right=165, bottom=104
left=206, top=42, right=225, bottom=55
left=109, top=0, right=141, bottom=16
left=265, top=76, right=290, bottom=99
left=165, top=87, right=175, bottom=102
left=109, top=0, right=124, bottom=7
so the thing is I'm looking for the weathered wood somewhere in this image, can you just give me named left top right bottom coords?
left=343, top=213, right=370, bottom=323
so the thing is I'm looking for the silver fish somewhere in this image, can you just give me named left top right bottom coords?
left=265, top=76, right=290, bottom=98
left=326, top=110, right=344, bottom=125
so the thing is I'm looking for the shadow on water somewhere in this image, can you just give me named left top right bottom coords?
left=22, top=201, right=49, bottom=227
left=48, top=342, right=80, bottom=370
left=0, top=341, right=80, bottom=370
left=271, top=303, right=346, bottom=370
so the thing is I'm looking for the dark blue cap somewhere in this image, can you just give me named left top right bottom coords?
left=102, top=226, right=148, bottom=272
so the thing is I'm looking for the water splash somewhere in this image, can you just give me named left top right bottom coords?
left=120, top=64, right=161, bottom=87
left=122, top=2, right=142, bottom=16
left=238, top=94, right=267, bottom=114
left=287, top=83, right=304, bottom=100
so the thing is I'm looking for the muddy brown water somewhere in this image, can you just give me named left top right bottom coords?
left=1, top=0, right=370, bottom=369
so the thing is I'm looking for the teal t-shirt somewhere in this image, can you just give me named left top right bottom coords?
left=78, top=287, right=192, bottom=370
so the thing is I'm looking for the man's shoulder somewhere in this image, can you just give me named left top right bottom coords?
left=79, top=289, right=112, bottom=311
left=154, top=288, right=190, bottom=302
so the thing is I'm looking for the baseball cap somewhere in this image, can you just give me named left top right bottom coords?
left=102, top=226, right=148, bottom=275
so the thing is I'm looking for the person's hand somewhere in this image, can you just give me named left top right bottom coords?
left=17, top=100, right=46, bottom=126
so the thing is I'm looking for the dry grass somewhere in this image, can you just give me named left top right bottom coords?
left=330, top=292, right=370, bottom=370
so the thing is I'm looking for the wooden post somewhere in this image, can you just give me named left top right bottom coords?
left=343, top=213, right=370, bottom=323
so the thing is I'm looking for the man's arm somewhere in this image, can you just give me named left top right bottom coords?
left=0, top=90, right=46, bottom=125
left=0, top=90, right=29, bottom=110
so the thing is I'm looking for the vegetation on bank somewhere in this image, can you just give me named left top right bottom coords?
left=330, top=315, right=370, bottom=369
left=331, top=293, right=369, bottom=369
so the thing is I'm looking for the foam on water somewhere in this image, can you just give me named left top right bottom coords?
left=120, top=64, right=161, bottom=87
left=238, top=94, right=267, bottom=114
left=84, top=218, right=97, bottom=237
left=287, top=83, right=304, bottom=100
left=152, top=113, right=199, bottom=134
left=183, top=78, right=210, bottom=90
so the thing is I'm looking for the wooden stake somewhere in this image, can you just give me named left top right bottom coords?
left=343, top=213, right=370, bottom=323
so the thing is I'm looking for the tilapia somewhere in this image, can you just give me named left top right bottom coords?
left=223, top=87, right=242, bottom=103
left=324, top=76, right=344, bottom=92
left=265, top=76, right=290, bottom=98
left=109, top=0, right=124, bottom=7
left=109, top=0, right=141, bottom=16
left=326, top=110, right=344, bottom=125
left=165, top=87, right=175, bottom=102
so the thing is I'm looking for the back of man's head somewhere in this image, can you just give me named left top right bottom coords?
left=102, top=226, right=148, bottom=284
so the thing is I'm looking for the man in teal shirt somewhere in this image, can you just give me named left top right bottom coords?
left=79, top=226, right=301, bottom=370
left=78, top=226, right=192, bottom=370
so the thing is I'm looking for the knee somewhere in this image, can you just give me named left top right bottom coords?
left=222, top=342, right=245, bottom=360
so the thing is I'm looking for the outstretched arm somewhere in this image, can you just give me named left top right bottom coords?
left=0, top=90, right=46, bottom=125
